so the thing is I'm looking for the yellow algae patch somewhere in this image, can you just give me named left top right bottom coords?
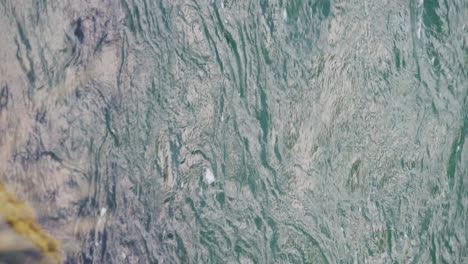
left=0, top=182, right=62, bottom=263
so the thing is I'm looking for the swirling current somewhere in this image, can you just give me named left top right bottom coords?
left=0, top=0, right=467, bottom=263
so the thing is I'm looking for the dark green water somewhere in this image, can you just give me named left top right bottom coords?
left=0, top=0, right=467, bottom=263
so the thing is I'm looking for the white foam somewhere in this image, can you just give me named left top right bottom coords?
left=204, top=168, right=215, bottom=184
left=100, top=207, right=107, bottom=217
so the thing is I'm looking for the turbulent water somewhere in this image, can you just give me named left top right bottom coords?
left=0, top=0, right=467, bottom=263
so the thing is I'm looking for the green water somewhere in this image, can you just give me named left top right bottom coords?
left=0, top=0, right=466, bottom=263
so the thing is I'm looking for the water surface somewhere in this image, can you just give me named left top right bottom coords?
left=0, top=0, right=466, bottom=263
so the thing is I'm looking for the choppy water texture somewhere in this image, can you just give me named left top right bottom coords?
left=0, top=0, right=467, bottom=263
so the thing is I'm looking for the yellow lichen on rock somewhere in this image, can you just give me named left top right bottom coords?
left=0, top=181, right=62, bottom=263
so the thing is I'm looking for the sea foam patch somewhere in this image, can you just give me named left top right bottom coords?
left=204, top=167, right=215, bottom=184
